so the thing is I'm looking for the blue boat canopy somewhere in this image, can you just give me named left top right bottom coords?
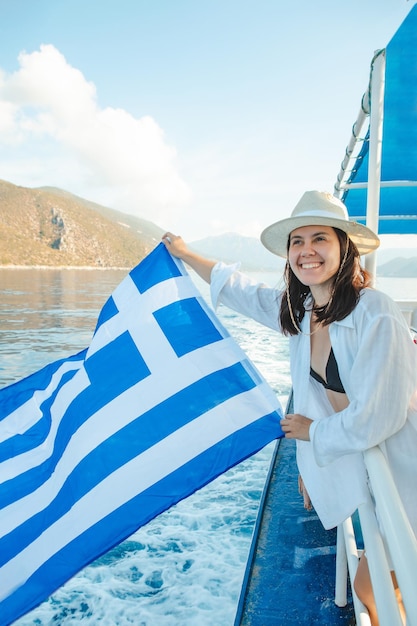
left=334, top=5, right=417, bottom=235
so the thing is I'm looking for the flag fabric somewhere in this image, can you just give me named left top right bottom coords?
left=0, top=243, right=283, bottom=625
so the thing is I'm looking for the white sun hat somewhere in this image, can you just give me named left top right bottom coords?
left=260, top=190, right=380, bottom=258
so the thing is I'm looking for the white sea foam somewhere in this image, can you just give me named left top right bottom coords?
left=15, top=443, right=278, bottom=625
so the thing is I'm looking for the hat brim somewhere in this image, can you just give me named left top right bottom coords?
left=260, top=215, right=380, bottom=257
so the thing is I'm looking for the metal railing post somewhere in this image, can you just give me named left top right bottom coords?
left=358, top=492, right=403, bottom=626
left=335, top=525, right=348, bottom=607
left=335, top=518, right=372, bottom=625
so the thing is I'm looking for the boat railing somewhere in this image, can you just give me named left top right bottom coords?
left=333, top=300, right=417, bottom=625
left=395, top=300, right=417, bottom=334
left=335, top=445, right=417, bottom=626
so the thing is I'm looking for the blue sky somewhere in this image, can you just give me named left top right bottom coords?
left=0, top=0, right=415, bottom=248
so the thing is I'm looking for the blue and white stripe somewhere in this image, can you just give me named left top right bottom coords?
left=0, top=243, right=283, bottom=625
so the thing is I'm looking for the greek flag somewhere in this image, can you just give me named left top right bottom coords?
left=0, top=243, right=283, bottom=625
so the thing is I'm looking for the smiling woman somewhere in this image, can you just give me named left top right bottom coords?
left=163, top=189, right=417, bottom=626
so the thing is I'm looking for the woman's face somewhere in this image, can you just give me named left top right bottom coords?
left=288, top=225, right=341, bottom=290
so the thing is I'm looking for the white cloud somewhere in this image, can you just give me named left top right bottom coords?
left=0, top=45, right=191, bottom=226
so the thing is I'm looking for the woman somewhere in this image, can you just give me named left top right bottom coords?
left=162, top=190, right=417, bottom=625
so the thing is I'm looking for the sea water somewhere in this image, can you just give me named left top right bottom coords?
left=1, top=268, right=416, bottom=625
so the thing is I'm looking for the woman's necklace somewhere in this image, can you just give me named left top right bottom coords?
left=286, top=286, right=324, bottom=336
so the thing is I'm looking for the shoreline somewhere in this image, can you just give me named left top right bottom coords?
left=0, top=265, right=131, bottom=271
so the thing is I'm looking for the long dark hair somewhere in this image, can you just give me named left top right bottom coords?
left=279, top=228, right=372, bottom=336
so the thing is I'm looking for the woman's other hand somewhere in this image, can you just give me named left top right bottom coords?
left=280, top=413, right=313, bottom=441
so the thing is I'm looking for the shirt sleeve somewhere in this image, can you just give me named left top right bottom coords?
left=210, top=262, right=282, bottom=331
left=310, top=303, right=417, bottom=466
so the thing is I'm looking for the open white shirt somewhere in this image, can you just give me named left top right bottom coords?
left=211, top=262, right=417, bottom=531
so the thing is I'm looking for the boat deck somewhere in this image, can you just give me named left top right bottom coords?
left=235, top=436, right=356, bottom=625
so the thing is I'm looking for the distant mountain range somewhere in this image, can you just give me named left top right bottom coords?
left=377, top=256, right=417, bottom=277
left=190, top=232, right=285, bottom=272
left=190, top=233, right=417, bottom=277
left=0, top=179, right=415, bottom=276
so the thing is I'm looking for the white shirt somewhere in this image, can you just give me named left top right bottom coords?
left=211, top=262, right=417, bottom=531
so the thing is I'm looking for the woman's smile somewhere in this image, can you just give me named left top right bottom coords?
left=299, top=261, right=322, bottom=270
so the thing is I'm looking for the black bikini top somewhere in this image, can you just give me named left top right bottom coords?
left=310, top=348, right=345, bottom=394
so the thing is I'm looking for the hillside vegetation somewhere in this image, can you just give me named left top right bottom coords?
left=0, top=180, right=164, bottom=267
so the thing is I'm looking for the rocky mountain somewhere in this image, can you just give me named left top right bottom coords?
left=0, top=180, right=164, bottom=267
